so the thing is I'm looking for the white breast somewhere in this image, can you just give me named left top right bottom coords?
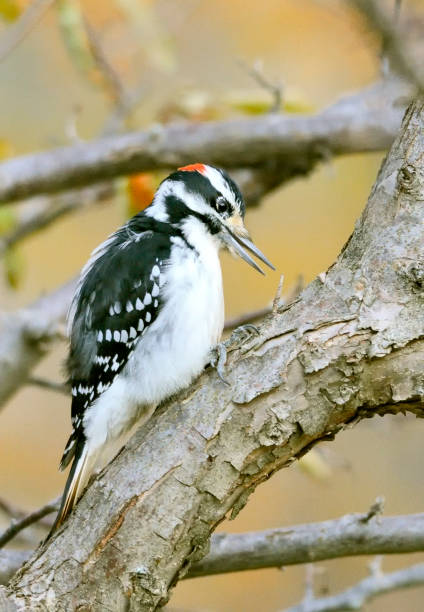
left=124, top=228, right=224, bottom=405
left=83, top=222, right=224, bottom=454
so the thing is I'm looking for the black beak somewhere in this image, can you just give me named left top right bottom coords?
left=223, top=229, right=275, bottom=275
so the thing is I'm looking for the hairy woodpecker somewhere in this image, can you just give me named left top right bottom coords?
left=52, top=163, right=274, bottom=532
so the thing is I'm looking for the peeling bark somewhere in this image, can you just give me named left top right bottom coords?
left=4, top=99, right=424, bottom=611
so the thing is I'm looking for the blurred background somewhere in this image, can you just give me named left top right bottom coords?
left=0, top=0, right=424, bottom=610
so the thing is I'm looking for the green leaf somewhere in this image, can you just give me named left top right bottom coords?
left=4, top=246, right=24, bottom=289
left=0, top=206, right=16, bottom=235
left=0, top=0, right=20, bottom=22
left=57, top=0, right=95, bottom=75
left=0, top=139, right=13, bottom=160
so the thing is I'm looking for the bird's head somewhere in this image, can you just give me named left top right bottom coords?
left=148, top=163, right=274, bottom=274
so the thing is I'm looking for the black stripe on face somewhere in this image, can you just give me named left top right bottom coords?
left=168, top=170, right=220, bottom=203
left=165, top=167, right=245, bottom=218
left=165, top=195, right=221, bottom=235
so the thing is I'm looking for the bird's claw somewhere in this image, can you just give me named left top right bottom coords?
left=210, top=324, right=260, bottom=386
left=230, top=324, right=260, bottom=347
left=210, top=342, right=230, bottom=386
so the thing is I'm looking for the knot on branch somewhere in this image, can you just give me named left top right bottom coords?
left=397, top=163, right=424, bottom=199
left=395, top=258, right=424, bottom=290
left=258, top=410, right=296, bottom=447
left=129, top=565, right=168, bottom=608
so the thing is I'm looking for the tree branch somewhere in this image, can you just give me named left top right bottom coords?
left=350, top=0, right=424, bottom=93
left=0, top=79, right=408, bottom=204
left=4, top=510, right=424, bottom=584
left=238, top=59, right=283, bottom=113
left=188, top=510, right=424, bottom=578
left=0, top=498, right=60, bottom=549
left=0, top=551, right=31, bottom=587
left=0, top=0, right=57, bottom=64
left=0, top=278, right=76, bottom=409
left=4, top=95, right=424, bottom=609
left=223, top=276, right=303, bottom=331
left=283, top=561, right=424, bottom=612
left=26, top=377, right=68, bottom=395
left=0, top=496, right=55, bottom=530
left=0, top=182, right=113, bottom=258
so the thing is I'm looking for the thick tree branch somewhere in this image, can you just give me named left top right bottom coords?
left=0, top=79, right=408, bottom=204
left=3, top=510, right=424, bottom=584
left=283, top=562, right=424, bottom=612
left=4, top=97, right=424, bottom=610
left=0, top=552, right=30, bottom=589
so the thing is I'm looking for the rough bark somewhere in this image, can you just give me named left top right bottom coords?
left=0, top=554, right=30, bottom=589
left=0, top=80, right=407, bottom=203
left=4, top=98, right=424, bottom=610
left=3, top=511, right=424, bottom=584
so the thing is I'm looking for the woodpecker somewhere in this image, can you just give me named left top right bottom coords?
left=52, top=163, right=274, bottom=532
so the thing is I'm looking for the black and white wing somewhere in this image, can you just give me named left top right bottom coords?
left=60, top=215, right=173, bottom=470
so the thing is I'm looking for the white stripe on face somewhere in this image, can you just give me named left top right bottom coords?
left=201, top=166, right=239, bottom=212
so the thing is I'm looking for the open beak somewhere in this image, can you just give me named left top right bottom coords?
left=223, top=227, right=275, bottom=275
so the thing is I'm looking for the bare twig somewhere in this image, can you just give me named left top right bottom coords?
left=273, top=274, right=284, bottom=314
left=285, top=274, right=304, bottom=302
left=224, top=306, right=271, bottom=331
left=0, top=498, right=23, bottom=521
left=83, top=18, right=126, bottom=106
left=239, top=59, right=283, bottom=112
left=0, top=0, right=57, bottom=64
left=101, top=81, right=147, bottom=136
left=0, top=497, right=60, bottom=548
left=26, top=377, right=68, bottom=395
left=282, top=562, right=424, bottom=612
left=0, top=277, right=76, bottom=410
left=0, top=497, right=54, bottom=548
left=351, top=0, right=424, bottom=93
left=394, top=0, right=403, bottom=24
left=0, top=497, right=55, bottom=530
left=359, top=495, right=385, bottom=523
left=0, top=79, right=408, bottom=204
left=187, top=512, right=424, bottom=578
left=224, top=275, right=303, bottom=330
left=368, top=555, right=383, bottom=578
left=0, top=182, right=113, bottom=258
left=303, top=564, right=317, bottom=603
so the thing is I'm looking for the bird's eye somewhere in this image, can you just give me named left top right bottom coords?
left=215, top=196, right=229, bottom=214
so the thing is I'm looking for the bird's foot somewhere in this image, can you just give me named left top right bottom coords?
left=210, top=324, right=260, bottom=386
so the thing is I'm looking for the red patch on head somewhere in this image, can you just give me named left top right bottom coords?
left=178, top=163, right=206, bottom=174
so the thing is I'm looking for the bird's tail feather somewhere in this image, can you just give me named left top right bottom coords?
left=48, top=442, right=93, bottom=538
